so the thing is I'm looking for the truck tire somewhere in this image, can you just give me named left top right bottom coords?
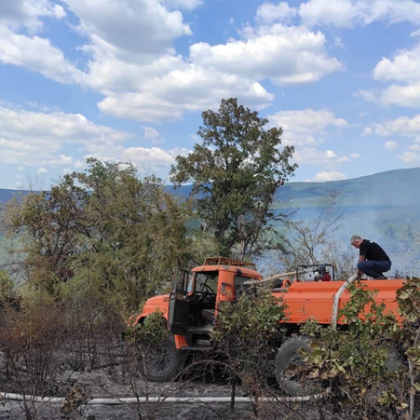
left=142, top=336, right=186, bottom=382
left=275, top=336, right=315, bottom=396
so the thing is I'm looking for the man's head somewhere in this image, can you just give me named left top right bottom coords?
left=351, top=235, right=363, bottom=248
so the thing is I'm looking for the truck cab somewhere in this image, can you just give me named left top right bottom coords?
left=135, top=257, right=262, bottom=350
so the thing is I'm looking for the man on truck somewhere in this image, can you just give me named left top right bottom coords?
left=351, top=235, right=391, bottom=279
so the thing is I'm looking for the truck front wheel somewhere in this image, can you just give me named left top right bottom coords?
left=275, top=336, right=318, bottom=396
left=142, top=336, right=186, bottom=382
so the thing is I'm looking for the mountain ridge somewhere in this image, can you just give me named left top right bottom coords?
left=1, top=167, right=420, bottom=208
left=1, top=166, right=420, bottom=274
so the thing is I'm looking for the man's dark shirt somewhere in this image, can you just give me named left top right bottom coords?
left=359, top=239, right=390, bottom=262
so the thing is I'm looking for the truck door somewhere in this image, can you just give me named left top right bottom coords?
left=168, top=267, right=192, bottom=335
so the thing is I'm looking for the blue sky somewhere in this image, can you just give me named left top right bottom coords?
left=1, top=0, right=420, bottom=189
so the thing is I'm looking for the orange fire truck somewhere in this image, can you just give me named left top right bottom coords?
left=133, top=257, right=404, bottom=394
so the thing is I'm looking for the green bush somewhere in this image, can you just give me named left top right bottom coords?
left=301, top=278, right=420, bottom=419
left=126, top=310, right=168, bottom=350
left=0, top=270, right=14, bottom=304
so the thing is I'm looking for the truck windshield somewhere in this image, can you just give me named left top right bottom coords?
left=195, top=271, right=218, bottom=293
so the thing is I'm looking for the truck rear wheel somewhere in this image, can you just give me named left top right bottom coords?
left=142, top=336, right=186, bottom=382
left=275, top=336, right=318, bottom=396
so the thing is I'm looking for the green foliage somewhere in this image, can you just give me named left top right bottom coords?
left=396, top=277, right=420, bottom=323
left=395, top=277, right=420, bottom=418
left=8, top=159, right=194, bottom=313
left=0, top=285, right=64, bottom=390
left=212, top=286, right=285, bottom=358
left=302, top=284, right=397, bottom=394
left=126, top=311, right=168, bottom=349
left=211, top=285, right=286, bottom=409
left=171, top=98, right=297, bottom=259
left=8, top=178, right=87, bottom=292
left=0, top=270, right=14, bottom=303
left=301, top=279, right=420, bottom=418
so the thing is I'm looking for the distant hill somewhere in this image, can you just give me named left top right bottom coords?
left=2, top=167, right=420, bottom=206
left=165, top=167, right=420, bottom=275
left=0, top=189, right=31, bottom=203
left=1, top=167, right=420, bottom=274
left=272, top=168, right=420, bottom=275
left=167, top=167, right=420, bottom=209
left=275, top=167, right=420, bottom=208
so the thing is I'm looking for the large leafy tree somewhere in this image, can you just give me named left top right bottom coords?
left=8, top=159, right=193, bottom=312
left=171, top=98, right=297, bottom=259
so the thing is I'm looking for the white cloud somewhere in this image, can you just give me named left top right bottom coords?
left=267, top=109, right=348, bottom=146
left=122, top=147, right=175, bottom=166
left=4, top=0, right=420, bottom=131
left=63, top=0, right=191, bottom=58
left=45, top=154, right=74, bottom=166
left=371, top=114, right=420, bottom=139
left=0, top=27, right=82, bottom=84
left=0, top=0, right=194, bottom=96
left=298, top=0, right=420, bottom=28
left=384, top=140, right=399, bottom=150
left=362, top=44, right=420, bottom=108
left=0, top=106, right=128, bottom=144
left=350, top=153, right=360, bottom=158
left=374, top=45, right=420, bottom=84
left=334, top=36, right=344, bottom=48
left=0, top=105, right=130, bottom=166
left=408, top=143, right=420, bottom=151
left=62, top=4, right=285, bottom=122
left=259, top=0, right=420, bottom=31
left=98, top=69, right=274, bottom=122
left=17, top=166, right=25, bottom=171
left=93, top=19, right=341, bottom=121
left=53, top=5, right=67, bottom=19
left=357, top=89, right=379, bottom=105
left=162, top=0, right=203, bottom=11
left=369, top=115, right=420, bottom=164
left=191, top=24, right=342, bottom=86
left=411, top=28, right=420, bottom=38
left=121, top=146, right=190, bottom=177
left=82, top=55, right=185, bottom=94
left=0, top=0, right=344, bottom=123
left=398, top=151, right=420, bottom=164
left=362, top=126, right=373, bottom=136
left=256, top=2, right=298, bottom=24
left=299, top=0, right=358, bottom=28
left=142, top=126, right=164, bottom=145
left=380, top=83, right=420, bottom=108
left=256, top=0, right=420, bottom=112
left=268, top=109, right=351, bottom=171
left=294, top=148, right=351, bottom=167
left=142, top=127, right=160, bottom=139
left=0, top=0, right=60, bottom=33
left=0, top=0, right=80, bottom=84
left=0, top=138, right=33, bottom=151
left=307, top=170, right=347, bottom=182
left=0, top=104, right=193, bottom=175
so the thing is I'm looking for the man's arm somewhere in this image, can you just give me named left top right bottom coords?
left=357, top=255, right=366, bottom=278
left=357, top=241, right=367, bottom=278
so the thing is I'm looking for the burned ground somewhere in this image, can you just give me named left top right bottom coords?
left=0, top=344, right=327, bottom=420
